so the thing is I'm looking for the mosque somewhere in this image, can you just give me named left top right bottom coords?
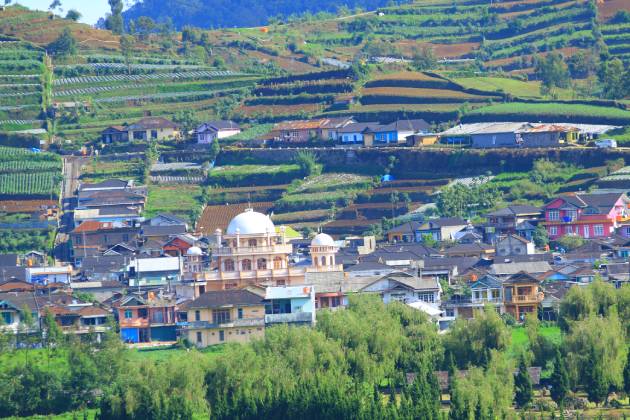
left=184, top=209, right=344, bottom=294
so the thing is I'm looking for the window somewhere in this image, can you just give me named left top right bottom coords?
left=491, top=289, right=500, bottom=300
left=566, top=210, right=577, bottom=221
left=241, top=259, right=252, bottom=271
left=1, top=312, right=12, bottom=324
left=565, top=225, right=572, bottom=234
left=390, top=293, right=407, bottom=302
left=321, top=256, right=326, bottom=266
left=238, top=308, right=243, bottom=319
left=257, top=258, right=267, bottom=270
left=195, top=310, right=200, bottom=321
left=583, top=225, right=590, bottom=238
left=445, top=308, right=455, bottom=317
left=273, top=257, right=283, bottom=269
left=330, top=297, right=341, bottom=307
left=124, top=310, right=133, bottom=319
left=625, top=227, right=630, bottom=236
left=213, top=309, right=230, bottom=324
left=219, top=330, right=225, bottom=341
left=248, top=239, right=257, bottom=247
left=548, top=210, right=559, bottom=221
left=594, top=225, right=604, bottom=237
left=196, top=332, right=202, bottom=344
left=418, top=292, right=435, bottom=303
left=151, top=130, right=158, bottom=139
left=133, top=131, right=144, bottom=140
left=223, top=259, right=235, bottom=272
left=549, top=226, right=558, bottom=236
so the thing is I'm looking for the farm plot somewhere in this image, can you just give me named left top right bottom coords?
left=0, top=146, right=62, bottom=199
left=53, top=71, right=241, bottom=86
left=292, top=173, right=374, bottom=194
left=207, top=164, right=304, bottom=187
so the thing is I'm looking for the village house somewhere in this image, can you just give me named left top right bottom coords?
left=126, top=256, right=183, bottom=288
left=114, top=290, right=178, bottom=344
left=442, top=274, right=503, bottom=319
left=439, top=122, right=579, bottom=148
left=483, top=205, right=542, bottom=242
left=262, top=285, right=317, bottom=326
left=0, top=292, right=40, bottom=334
left=178, top=289, right=266, bottom=348
left=416, top=217, right=468, bottom=242
left=270, top=117, right=355, bottom=143
left=338, top=122, right=380, bottom=144
left=366, top=119, right=431, bottom=146
left=542, top=192, right=630, bottom=240
left=359, top=272, right=441, bottom=305
left=195, top=120, right=241, bottom=144
left=443, top=242, right=495, bottom=259
left=502, top=271, right=544, bottom=321
left=100, top=126, right=129, bottom=143
left=495, top=234, right=536, bottom=256
left=127, top=117, right=179, bottom=141
left=71, top=221, right=140, bottom=264
left=386, top=221, right=423, bottom=243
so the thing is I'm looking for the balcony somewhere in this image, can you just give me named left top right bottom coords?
left=201, top=267, right=306, bottom=282
left=506, top=292, right=543, bottom=304
left=119, top=318, right=150, bottom=328
left=265, top=312, right=314, bottom=324
left=178, top=318, right=265, bottom=329
left=214, top=244, right=293, bottom=257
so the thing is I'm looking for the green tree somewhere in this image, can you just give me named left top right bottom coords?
left=598, top=58, right=627, bottom=99
left=120, top=35, right=135, bottom=75
left=532, top=225, right=549, bottom=249
left=208, top=136, right=220, bottom=165
left=293, top=150, right=320, bottom=177
left=18, top=304, right=36, bottom=367
left=623, top=349, right=630, bottom=395
left=106, top=0, right=124, bottom=34
left=443, top=305, right=511, bottom=368
left=534, top=53, right=570, bottom=96
left=47, top=28, right=77, bottom=57
left=549, top=349, right=570, bottom=406
left=65, top=9, right=81, bottom=21
left=563, top=314, right=627, bottom=400
left=514, top=357, right=533, bottom=408
left=412, top=46, right=437, bottom=71
left=556, top=234, right=585, bottom=251
left=173, top=109, right=199, bottom=138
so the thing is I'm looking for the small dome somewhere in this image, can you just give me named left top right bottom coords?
left=226, top=209, right=275, bottom=235
left=186, top=246, right=202, bottom=256
left=311, top=232, right=335, bottom=247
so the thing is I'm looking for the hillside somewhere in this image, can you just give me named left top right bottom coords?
left=123, top=0, right=412, bottom=29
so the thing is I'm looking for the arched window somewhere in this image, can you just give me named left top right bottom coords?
left=321, top=256, right=326, bottom=266
left=248, top=239, right=257, bottom=247
left=224, top=259, right=234, bottom=272
left=273, top=257, right=283, bottom=269
left=329, top=256, right=334, bottom=266
left=257, top=258, right=267, bottom=270
left=242, top=259, right=252, bottom=271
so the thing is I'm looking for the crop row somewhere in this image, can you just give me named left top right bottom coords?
left=0, top=146, right=61, bottom=162
left=53, top=70, right=240, bottom=86
left=0, top=172, right=61, bottom=198
left=0, top=91, right=40, bottom=98
left=54, top=82, right=166, bottom=97
left=92, top=89, right=233, bottom=104
left=0, top=160, right=61, bottom=174
left=56, top=62, right=214, bottom=71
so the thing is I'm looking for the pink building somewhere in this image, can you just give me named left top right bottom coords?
left=543, top=193, right=630, bottom=240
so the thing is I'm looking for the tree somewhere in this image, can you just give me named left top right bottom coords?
left=549, top=349, right=570, bottom=406
left=412, top=46, right=437, bottom=71
left=534, top=53, right=570, bottom=96
left=598, top=58, right=628, bottom=99
left=443, top=306, right=511, bottom=368
left=514, top=357, right=533, bottom=408
left=120, top=35, right=135, bottom=75
left=623, top=349, right=630, bottom=395
left=293, top=151, right=320, bottom=177
left=43, top=309, right=63, bottom=365
left=436, top=179, right=501, bottom=219
left=65, top=9, right=81, bottom=21
left=532, top=225, right=549, bottom=249
left=49, top=0, right=61, bottom=11
left=556, top=234, right=585, bottom=252
left=173, top=109, right=199, bottom=138
left=207, top=137, right=220, bottom=166
left=47, top=27, right=76, bottom=57
left=389, top=190, right=400, bottom=219
left=18, top=304, right=37, bottom=367
left=106, top=0, right=124, bottom=35
left=563, top=314, right=627, bottom=401
left=136, top=16, right=156, bottom=40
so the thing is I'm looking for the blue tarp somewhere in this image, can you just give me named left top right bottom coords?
left=381, top=174, right=394, bottom=182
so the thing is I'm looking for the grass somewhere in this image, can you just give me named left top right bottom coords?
left=605, top=125, right=630, bottom=145
left=128, top=344, right=227, bottom=363
left=452, top=77, right=574, bottom=100
left=145, top=185, right=203, bottom=222
left=80, top=159, right=144, bottom=183
left=509, top=325, right=562, bottom=358
left=292, top=173, right=374, bottom=194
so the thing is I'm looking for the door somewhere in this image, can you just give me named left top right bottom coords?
left=219, top=330, right=225, bottom=342
left=583, top=225, right=590, bottom=238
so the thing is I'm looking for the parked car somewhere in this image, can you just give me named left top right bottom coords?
left=595, top=139, right=617, bottom=148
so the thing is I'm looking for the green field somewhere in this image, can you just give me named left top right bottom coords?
left=145, top=184, right=204, bottom=222
left=452, top=77, right=574, bottom=100
left=509, top=325, right=562, bottom=357
left=467, top=102, right=630, bottom=124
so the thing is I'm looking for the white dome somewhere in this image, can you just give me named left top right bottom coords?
left=311, top=233, right=335, bottom=247
left=226, top=209, right=275, bottom=235
left=186, top=246, right=202, bottom=256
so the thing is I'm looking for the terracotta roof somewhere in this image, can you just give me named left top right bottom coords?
left=127, top=117, right=178, bottom=131
left=0, top=200, right=58, bottom=213
left=77, top=306, right=110, bottom=317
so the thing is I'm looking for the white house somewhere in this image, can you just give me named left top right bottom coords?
left=196, top=121, right=241, bottom=144
left=496, top=234, right=535, bottom=256
left=359, top=272, right=441, bottom=304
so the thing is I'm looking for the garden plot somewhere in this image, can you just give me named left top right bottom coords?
left=0, top=146, right=62, bottom=199
left=54, top=70, right=242, bottom=86
left=56, top=62, right=215, bottom=71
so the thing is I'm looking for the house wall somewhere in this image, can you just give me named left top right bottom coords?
left=185, top=305, right=265, bottom=347
left=217, top=129, right=241, bottom=139
left=341, top=132, right=364, bottom=143
left=197, top=132, right=216, bottom=144
left=129, top=128, right=177, bottom=141
left=471, top=132, right=517, bottom=148
left=522, top=132, right=561, bottom=147
left=543, top=197, right=624, bottom=239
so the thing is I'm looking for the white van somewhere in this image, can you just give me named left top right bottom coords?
left=595, top=139, right=617, bottom=148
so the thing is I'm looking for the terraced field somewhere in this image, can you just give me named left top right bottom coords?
left=0, top=146, right=62, bottom=199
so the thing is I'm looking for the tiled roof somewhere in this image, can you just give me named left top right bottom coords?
left=181, top=289, right=264, bottom=309
left=127, top=117, right=178, bottom=131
